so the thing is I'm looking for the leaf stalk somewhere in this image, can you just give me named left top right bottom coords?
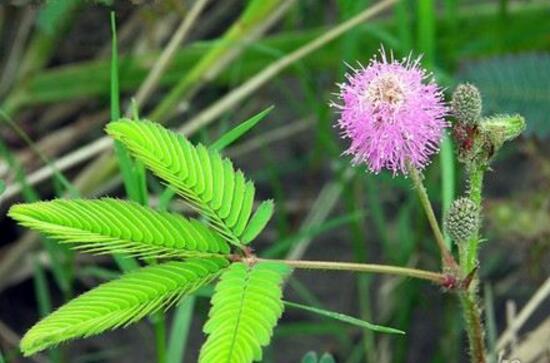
left=256, top=258, right=446, bottom=284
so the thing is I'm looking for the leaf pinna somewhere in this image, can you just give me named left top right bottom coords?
left=9, top=198, right=230, bottom=259
left=20, top=258, right=228, bottom=356
left=199, top=262, right=291, bottom=363
left=106, top=120, right=268, bottom=246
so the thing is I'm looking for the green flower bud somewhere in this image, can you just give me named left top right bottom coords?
left=451, top=83, right=482, bottom=125
left=480, top=114, right=526, bottom=149
left=445, top=197, right=480, bottom=244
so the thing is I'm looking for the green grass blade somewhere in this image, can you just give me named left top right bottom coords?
left=150, top=0, right=284, bottom=122
left=484, top=283, right=498, bottom=363
left=152, top=314, right=166, bottom=363
left=110, top=12, right=143, bottom=206
left=110, top=12, right=120, bottom=120
left=283, top=301, right=405, bottom=335
left=11, top=6, right=550, bottom=111
left=0, top=180, right=5, bottom=195
left=0, top=0, right=80, bottom=117
left=32, top=256, right=61, bottom=363
left=109, top=12, right=141, bottom=273
left=32, top=256, right=52, bottom=319
left=130, top=102, right=149, bottom=206
left=166, top=297, right=195, bottom=363
left=365, top=175, right=390, bottom=249
left=158, top=187, right=176, bottom=212
left=395, top=0, right=412, bottom=52
left=440, top=134, right=455, bottom=248
left=416, top=0, right=455, bottom=249
left=0, top=138, right=37, bottom=202
left=343, top=175, right=376, bottom=363
left=0, top=109, right=78, bottom=198
left=417, top=0, right=435, bottom=67
left=210, top=105, right=273, bottom=151
left=0, top=139, right=73, bottom=296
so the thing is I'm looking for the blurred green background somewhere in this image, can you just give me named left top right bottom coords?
left=0, top=1, right=548, bottom=362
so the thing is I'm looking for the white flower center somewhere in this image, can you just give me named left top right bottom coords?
left=364, top=73, right=406, bottom=109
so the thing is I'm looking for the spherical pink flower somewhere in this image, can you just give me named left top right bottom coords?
left=333, top=49, right=448, bottom=175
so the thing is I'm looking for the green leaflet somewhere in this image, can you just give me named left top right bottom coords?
left=20, top=258, right=228, bottom=356
left=241, top=199, right=274, bottom=244
left=107, top=120, right=272, bottom=246
left=9, top=198, right=230, bottom=259
left=199, top=262, right=291, bottom=363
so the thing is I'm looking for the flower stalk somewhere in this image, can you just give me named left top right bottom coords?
left=408, top=164, right=459, bottom=271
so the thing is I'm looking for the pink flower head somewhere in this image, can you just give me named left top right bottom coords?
left=333, top=49, right=448, bottom=175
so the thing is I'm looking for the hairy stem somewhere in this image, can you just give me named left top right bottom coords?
left=460, top=166, right=487, bottom=363
left=465, top=168, right=484, bottom=273
left=256, top=258, right=446, bottom=284
left=460, top=292, right=486, bottom=363
left=407, top=164, right=458, bottom=270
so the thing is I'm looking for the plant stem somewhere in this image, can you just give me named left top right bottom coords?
left=460, top=292, right=486, bottom=363
left=407, top=164, right=458, bottom=270
left=460, top=165, right=487, bottom=363
left=467, top=167, right=484, bottom=205
left=465, top=167, right=484, bottom=273
left=256, top=258, right=446, bottom=284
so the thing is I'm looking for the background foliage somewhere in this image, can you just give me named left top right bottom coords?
left=0, top=1, right=548, bottom=362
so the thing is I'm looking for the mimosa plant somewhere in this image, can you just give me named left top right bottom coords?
left=9, top=49, right=525, bottom=363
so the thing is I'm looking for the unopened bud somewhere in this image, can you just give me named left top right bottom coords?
left=445, top=197, right=480, bottom=243
left=452, top=83, right=482, bottom=125
left=480, top=114, right=526, bottom=149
